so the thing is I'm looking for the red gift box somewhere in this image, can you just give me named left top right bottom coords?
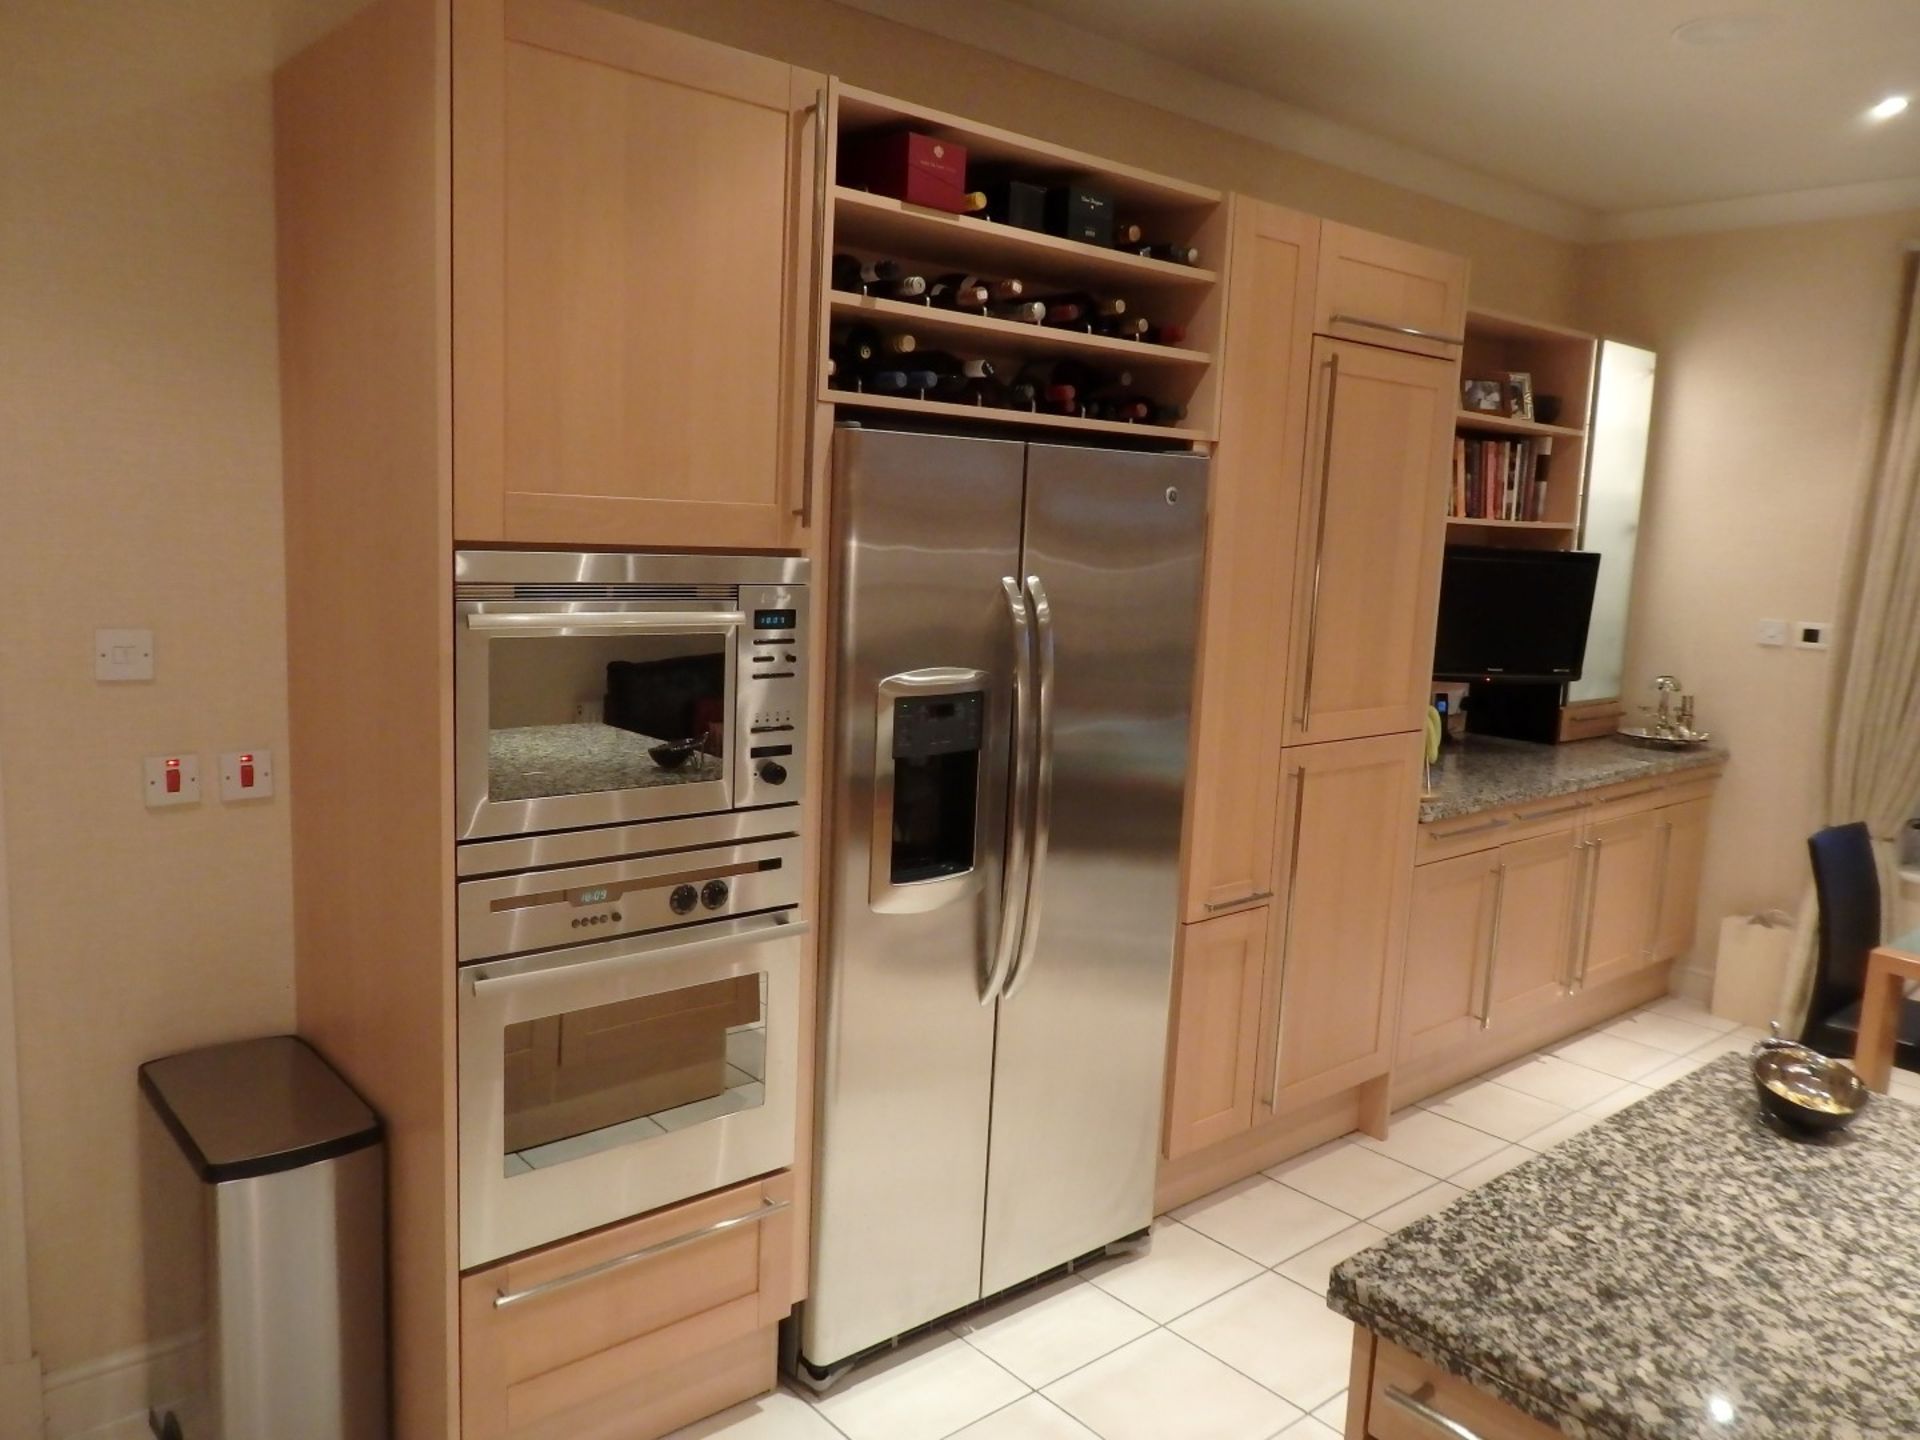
left=844, top=130, right=968, bottom=213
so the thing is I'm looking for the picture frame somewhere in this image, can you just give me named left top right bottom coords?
left=1462, top=378, right=1504, bottom=413
left=1505, top=371, right=1535, bottom=421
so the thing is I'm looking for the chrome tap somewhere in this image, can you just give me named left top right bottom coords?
left=1652, top=675, right=1680, bottom=737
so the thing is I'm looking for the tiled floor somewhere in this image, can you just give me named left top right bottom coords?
left=668, top=996, right=1917, bottom=1440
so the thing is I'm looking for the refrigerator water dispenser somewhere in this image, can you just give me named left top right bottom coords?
left=870, top=668, right=988, bottom=912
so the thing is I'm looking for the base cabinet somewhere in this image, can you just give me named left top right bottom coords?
left=1400, top=850, right=1498, bottom=1062
left=1574, top=810, right=1662, bottom=991
left=1488, top=829, right=1582, bottom=1024
left=460, top=1173, right=793, bottom=1440
left=1165, top=908, right=1272, bottom=1159
left=1651, top=796, right=1712, bottom=961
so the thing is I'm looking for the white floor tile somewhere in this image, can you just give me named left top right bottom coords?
left=1646, top=995, right=1739, bottom=1032
left=1311, top=1392, right=1349, bottom=1426
left=1266, top=1140, right=1432, bottom=1220
left=1352, top=1108, right=1505, bottom=1179
left=1546, top=1028, right=1671, bottom=1082
left=1641, top=1049, right=1717, bottom=1089
left=1368, top=1182, right=1465, bottom=1232
left=952, top=1276, right=1155, bottom=1389
left=1172, top=1273, right=1353, bottom=1411
left=1584, top=1082, right=1654, bottom=1118
left=666, top=1386, right=845, bottom=1439
left=1082, top=1217, right=1263, bottom=1323
left=1889, top=1068, right=1920, bottom=1104
left=1046, top=1328, right=1301, bottom=1440
left=1275, top=1418, right=1342, bottom=1440
left=808, top=1329, right=1029, bottom=1440
left=1517, top=1111, right=1599, bottom=1153
left=1603, top=1011, right=1723, bottom=1055
left=1174, top=1176, right=1354, bottom=1266
left=1487, top=1054, right=1624, bottom=1109
left=1450, top=1144, right=1535, bottom=1186
left=1421, top=1077, right=1569, bottom=1142
left=948, top=1395, right=1102, bottom=1440
left=1684, top=1026, right=1767, bottom=1062
left=1274, top=1221, right=1387, bottom=1294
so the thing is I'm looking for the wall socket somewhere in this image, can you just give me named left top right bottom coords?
left=1793, top=621, right=1833, bottom=650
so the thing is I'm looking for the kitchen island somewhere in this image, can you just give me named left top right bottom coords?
left=1331, top=1053, right=1920, bottom=1439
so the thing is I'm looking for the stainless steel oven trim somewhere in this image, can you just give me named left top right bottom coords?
left=458, top=914, right=805, bottom=1269
left=456, top=550, right=808, bottom=589
left=456, top=807, right=802, bottom=879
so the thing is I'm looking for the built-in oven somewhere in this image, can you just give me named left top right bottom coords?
left=456, top=551, right=808, bottom=841
left=457, top=811, right=804, bottom=1267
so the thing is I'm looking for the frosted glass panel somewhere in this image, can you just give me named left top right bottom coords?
left=1570, top=341, right=1657, bottom=702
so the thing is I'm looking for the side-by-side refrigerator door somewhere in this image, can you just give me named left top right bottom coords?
left=982, top=444, right=1210, bottom=1297
left=802, top=425, right=1028, bottom=1370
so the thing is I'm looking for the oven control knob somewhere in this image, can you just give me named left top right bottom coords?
left=758, top=760, right=788, bottom=786
left=701, top=879, right=730, bottom=910
left=669, top=884, right=699, bottom=915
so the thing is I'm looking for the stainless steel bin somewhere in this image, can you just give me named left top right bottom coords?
left=138, top=1035, right=387, bottom=1440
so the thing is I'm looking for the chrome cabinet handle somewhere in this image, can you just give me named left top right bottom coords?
left=986, top=578, right=1034, bottom=1003
left=1383, top=1383, right=1486, bottom=1440
left=1003, top=575, right=1055, bottom=999
left=1478, top=864, right=1506, bottom=1030
left=1329, top=313, right=1466, bottom=347
left=1646, top=818, right=1674, bottom=961
left=1267, top=766, right=1309, bottom=1108
left=1574, top=837, right=1604, bottom=988
left=1513, top=799, right=1587, bottom=822
left=1295, top=352, right=1340, bottom=732
left=1563, top=840, right=1593, bottom=994
left=468, top=914, right=806, bottom=993
left=1204, top=890, right=1274, bottom=912
left=1427, top=815, right=1510, bottom=841
left=494, top=1200, right=789, bottom=1309
left=467, top=610, right=747, bottom=634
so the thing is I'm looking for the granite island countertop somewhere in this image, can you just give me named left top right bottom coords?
left=1421, top=734, right=1728, bottom=823
left=1330, top=1054, right=1920, bottom=1440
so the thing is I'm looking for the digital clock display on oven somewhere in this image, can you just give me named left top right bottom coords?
left=754, top=609, right=796, bottom=631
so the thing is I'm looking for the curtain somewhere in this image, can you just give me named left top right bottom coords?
left=1781, top=256, right=1920, bottom=1028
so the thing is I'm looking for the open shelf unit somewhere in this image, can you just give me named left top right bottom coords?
left=1448, top=308, right=1598, bottom=545
left=819, top=85, right=1228, bottom=442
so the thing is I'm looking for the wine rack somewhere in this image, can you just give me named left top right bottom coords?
left=816, top=85, right=1228, bottom=443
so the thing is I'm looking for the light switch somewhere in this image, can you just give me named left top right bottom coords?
left=144, top=755, right=200, bottom=808
left=1756, top=619, right=1788, bottom=648
left=96, top=629, right=154, bottom=682
left=218, top=749, right=274, bottom=802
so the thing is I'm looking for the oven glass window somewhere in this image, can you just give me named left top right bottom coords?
left=486, top=631, right=729, bottom=802
left=500, top=973, right=768, bottom=1177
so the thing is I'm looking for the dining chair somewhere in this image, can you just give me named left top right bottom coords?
left=1799, top=821, right=1917, bottom=1068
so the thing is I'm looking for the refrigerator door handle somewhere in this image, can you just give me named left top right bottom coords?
left=1002, top=574, right=1056, bottom=999
left=985, top=577, right=1035, bottom=1003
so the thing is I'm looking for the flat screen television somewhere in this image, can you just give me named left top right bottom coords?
left=1432, top=546, right=1601, bottom=683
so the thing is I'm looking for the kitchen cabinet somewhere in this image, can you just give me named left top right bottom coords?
left=1488, top=829, right=1582, bottom=1023
left=1650, top=796, right=1712, bottom=962
left=1182, top=200, right=1319, bottom=921
left=1313, top=221, right=1469, bottom=361
left=1399, top=849, right=1498, bottom=1063
left=1263, top=733, right=1421, bottom=1115
left=460, top=1171, right=794, bottom=1440
left=454, top=0, right=825, bottom=550
left=1165, top=908, right=1272, bottom=1159
left=1574, top=810, right=1662, bottom=991
left=1284, top=339, right=1456, bottom=746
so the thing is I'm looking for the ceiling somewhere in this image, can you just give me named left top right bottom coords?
left=989, top=0, right=1920, bottom=217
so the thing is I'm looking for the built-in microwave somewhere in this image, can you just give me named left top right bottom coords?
left=455, top=551, right=808, bottom=841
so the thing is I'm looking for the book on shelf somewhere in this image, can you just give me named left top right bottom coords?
left=1450, top=435, right=1552, bottom=522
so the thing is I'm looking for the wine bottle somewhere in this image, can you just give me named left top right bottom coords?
left=917, top=351, right=996, bottom=381
left=881, top=274, right=929, bottom=301
left=864, top=368, right=941, bottom=396
left=988, top=299, right=1047, bottom=324
left=1042, top=360, right=1134, bottom=395
left=830, top=254, right=864, bottom=293
left=960, top=191, right=989, bottom=215
left=1095, top=315, right=1152, bottom=339
left=841, top=324, right=915, bottom=358
left=1142, top=322, right=1188, bottom=347
left=1133, top=242, right=1201, bottom=266
left=1112, top=221, right=1146, bottom=247
left=832, top=255, right=904, bottom=294
left=927, top=275, right=991, bottom=311
left=1032, top=292, right=1127, bottom=318
left=1150, top=402, right=1189, bottom=426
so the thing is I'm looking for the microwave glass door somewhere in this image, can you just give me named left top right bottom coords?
left=500, top=972, right=769, bottom=1177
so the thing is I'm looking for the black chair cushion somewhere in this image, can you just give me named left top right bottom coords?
left=1805, top=994, right=1920, bottom=1075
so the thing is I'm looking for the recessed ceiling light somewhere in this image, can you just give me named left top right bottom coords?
left=1672, top=13, right=1773, bottom=47
left=1870, top=95, right=1911, bottom=121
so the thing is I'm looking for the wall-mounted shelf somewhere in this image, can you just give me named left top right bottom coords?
left=828, top=292, right=1210, bottom=370
left=828, top=388, right=1209, bottom=443
left=1453, top=410, right=1585, bottom=441
left=1446, top=517, right=1578, bottom=531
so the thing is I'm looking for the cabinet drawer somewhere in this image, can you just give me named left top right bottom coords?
left=1367, top=1336, right=1563, bottom=1440
left=461, top=1172, right=793, bottom=1440
left=1416, top=796, right=1590, bottom=865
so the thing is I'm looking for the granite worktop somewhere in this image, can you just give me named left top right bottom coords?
left=1420, top=734, right=1728, bottom=824
left=1331, top=1054, right=1920, bottom=1440
left=488, top=723, right=721, bottom=802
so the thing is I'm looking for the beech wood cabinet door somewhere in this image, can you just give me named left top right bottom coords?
left=1163, top=908, right=1272, bottom=1159
left=1488, top=829, right=1582, bottom=1026
left=1182, top=201, right=1319, bottom=921
left=1261, top=733, right=1420, bottom=1116
left=1575, top=811, right=1662, bottom=991
left=1313, top=221, right=1469, bottom=361
left=1283, top=339, right=1455, bottom=747
left=1650, top=797, right=1712, bottom=962
left=1399, top=850, right=1498, bottom=1063
left=455, top=0, right=824, bottom=549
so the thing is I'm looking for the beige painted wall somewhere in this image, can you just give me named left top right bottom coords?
left=0, top=0, right=295, bottom=1379
left=1583, top=211, right=1920, bottom=982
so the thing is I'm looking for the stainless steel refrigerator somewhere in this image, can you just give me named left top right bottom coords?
left=799, top=424, right=1209, bottom=1378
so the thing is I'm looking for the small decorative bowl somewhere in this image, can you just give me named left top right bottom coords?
left=647, top=738, right=701, bottom=770
left=1750, top=1035, right=1868, bottom=1134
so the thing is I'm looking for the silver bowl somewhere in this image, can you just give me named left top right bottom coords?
left=1750, top=1038, right=1868, bottom=1134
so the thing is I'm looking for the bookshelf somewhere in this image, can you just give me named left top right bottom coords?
left=1448, top=309, right=1599, bottom=546
left=817, top=84, right=1228, bottom=442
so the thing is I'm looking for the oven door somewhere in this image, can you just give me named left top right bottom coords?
left=459, top=913, right=801, bottom=1268
left=457, top=604, right=741, bottom=839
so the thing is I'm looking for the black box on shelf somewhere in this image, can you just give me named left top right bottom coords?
left=980, top=179, right=1047, bottom=232
left=1044, top=184, right=1115, bottom=246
